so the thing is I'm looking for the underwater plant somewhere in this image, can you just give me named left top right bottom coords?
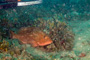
left=34, top=17, right=74, bottom=52
left=0, top=15, right=74, bottom=53
left=0, top=32, right=2, bottom=40
left=0, top=18, right=11, bottom=39
left=0, top=40, right=9, bottom=53
left=0, top=44, right=34, bottom=60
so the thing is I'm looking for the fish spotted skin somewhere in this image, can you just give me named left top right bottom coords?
left=11, top=27, right=53, bottom=47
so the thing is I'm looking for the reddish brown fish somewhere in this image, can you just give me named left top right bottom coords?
left=10, top=27, right=52, bottom=47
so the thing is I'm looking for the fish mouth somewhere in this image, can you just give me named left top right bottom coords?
left=38, top=41, right=53, bottom=46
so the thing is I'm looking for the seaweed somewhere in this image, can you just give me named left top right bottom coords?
left=34, top=16, right=74, bottom=52
left=0, top=18, right=11, bottom=39
left=0, top=44, right=34, bottom=60
left=0, top=40, right=9, bottom=53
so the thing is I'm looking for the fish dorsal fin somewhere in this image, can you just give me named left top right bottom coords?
left=10, top=31, right=17, bottom=39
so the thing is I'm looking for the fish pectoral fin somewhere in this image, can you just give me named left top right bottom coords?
left=32, top=44, right=38, bottom=47
left=30, top=41, right=38, bottom=47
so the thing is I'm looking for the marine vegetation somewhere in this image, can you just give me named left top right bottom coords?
left=0, top=40, right=9, bottom=53
left=0, top=44, right=34, bottom=60
left=0, top=38, right=34, bottom=60
left=34, top=17, right=74, bottom=52
left=0, top=17, right=74, bottom=53
left=0, top=18, right=12, bottom=39
left=0, top=16, right=74, bottom=53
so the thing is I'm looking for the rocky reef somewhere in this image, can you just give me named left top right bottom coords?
left=0, top=40, right=34, bottom=60
left=0, top=16, right=74, bottom=53
left=0, top=16, right=75, bottom=58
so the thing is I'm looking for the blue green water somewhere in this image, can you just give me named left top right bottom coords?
left=0, top=0, right=90, bottom=60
